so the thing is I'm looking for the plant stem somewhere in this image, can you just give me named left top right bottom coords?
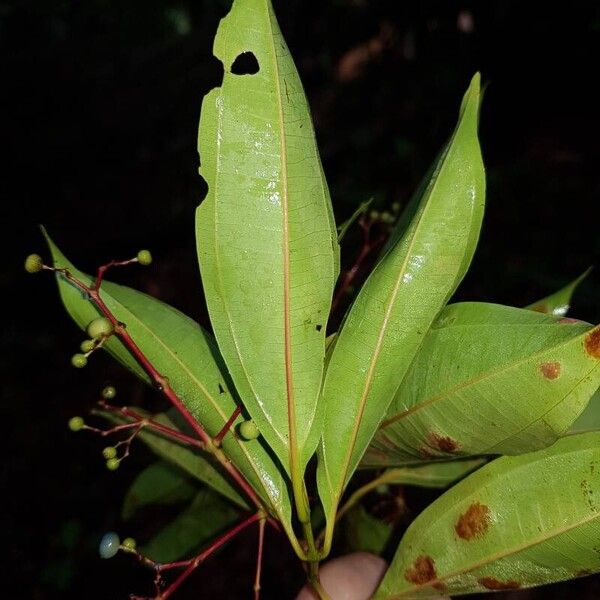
left=53, top=266, right=265, bottom=513
left=156, top=512, right=262, bottom=599
left=318, top=468, right=405, bottom=553
left=253, top=517, right=266, bottom=600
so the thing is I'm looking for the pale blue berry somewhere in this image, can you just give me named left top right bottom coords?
left=99, top=532, right=120, bottom=559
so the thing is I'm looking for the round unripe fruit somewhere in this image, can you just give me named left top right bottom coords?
left=99, top=532, right=120, bottom=559
left=106, top=457, right=120, bottom=471
left=86, top=317, right=114, bottom=339
left=122, top=537, right=137, bottom=551
left=24, top=253, right=44, bottom=273
left=102, top=446, right=117, bottom=460
left=80, top=339, right=95, bottom=353
left=102, top=385, right=117, bottom=400
left=238, top=420, right=260, bottom=440
left=136, top=250, right=152, bottom=266
left=71, top=353, right=88, bottom=368
left=68, top=416, right=85, bottom=431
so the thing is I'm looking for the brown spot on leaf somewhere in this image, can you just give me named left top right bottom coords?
left=428, top=432, right=460, bottom=453
left=576, top=569, right=593, bottom=578
left=478, top=577, right=520, bottom=590
left=584, top=328, right=600, bottom=359
left=558, top=317, right=581, bottom=324
left=530, top=303, right=549, bottom=314
left=404, top=555, right=437, bottom=585
left=540, top=361, right=561, bottom=379
left=418, top=447, right=436, bottom=458
left=455, top=502, right=491, bottom=540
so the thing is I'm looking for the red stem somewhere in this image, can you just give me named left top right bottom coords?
left=157, top=513, right=262, bottom=600
left=213, top=405, right=242, bottom=446
left=54, top=266, right=264, bottom=511
left=254, top=517, right=266, bottom=600
left=99, top=402, right=205, bottom=449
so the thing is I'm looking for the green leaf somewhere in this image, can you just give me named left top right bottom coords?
left=570, top=387, right=600, bottom=433
left=317, top=74, right=486, bottom=529
left=375, top=458, right=487, bottom=489
left=366, top=303, right=600, bottom=467
left=141, top=489, right=241, bottom=563
left=344, top=504, right=394, bottom=555
left=122, top=461, right=197, bottom=521
left=374, top=432, right=600, bottom=599
left=43, top=230, right=293, bottom=536
left=98, top=408, right=247, bottom=510
left=526, top=268, right=592, bottom=316
left=195, top=0, right=339, bottom=483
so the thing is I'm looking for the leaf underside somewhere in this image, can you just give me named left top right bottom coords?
left=374, top=432, right=600, bottom=598
left=195, top=0, right=339, bottom=481
left=366, top=303, right=600, bottom=467
left=317, top=73, right=486, bottom=525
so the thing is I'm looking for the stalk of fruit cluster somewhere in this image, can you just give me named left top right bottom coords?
left=45, top=261, right=265, bottom=513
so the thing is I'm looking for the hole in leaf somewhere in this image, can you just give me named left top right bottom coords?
left=218, top=383, right=226, bottom=394
left=231, top=52, right=260, bottom=75
left=315, top=324, right=323, bottom=332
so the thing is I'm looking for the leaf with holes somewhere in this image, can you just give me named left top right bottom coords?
left=373, top=432, right=600, bottom=599
left=195, top=0, right=339, bottom=494
left=44, top=231, right=294, bottom=539
left=526, top=268, right=591, bottom=316
left=317, top=73, right=485, bottom=539
left=365, top=303, right=600, bottom=467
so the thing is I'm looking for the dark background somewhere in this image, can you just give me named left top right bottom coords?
left=2, top=0, right=599, bottom=598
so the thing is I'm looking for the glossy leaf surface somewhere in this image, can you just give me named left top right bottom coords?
left=142, top=489, right=240, bottom=563
left=366, top=303, right=600, bottom=467
left=122, top=461, right=197, bottom=520
left=44, top=232, right=292, bottom=533
left=317, top=74, right=486, bottom=524
left=374, top=432, right=600, bottom=598
left=526, top=268, right=591, bottom=316
left=195, top=0, right=339, bottom=478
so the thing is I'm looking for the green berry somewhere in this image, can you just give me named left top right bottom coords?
left=136, top=250, right=152, bottom=266
left=86, top=317, right=114, bottom=339
left=68, top=416, right=85, bottom=431
left=80, top=339, right=95, bottom=353
left=239, top=420, right=260, bottom=441
left=102, top=385, right=117, bottom=400
left=391, top=201, right=401, bottom=213
left=24, top=253, right=44, bottom=273
left=102, top=446, right=117, bottom=460
left=106, top=457, right=120, bottom=471
left=369, top=210, right=380, bottom=221
left=71, top=353, right=88, bottom=368
left=122, top=537, right=137, bottom=551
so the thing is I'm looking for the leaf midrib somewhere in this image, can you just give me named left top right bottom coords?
left=388, top=492, right=599, bottom=598
left=380, top=324, right=597, bottom=429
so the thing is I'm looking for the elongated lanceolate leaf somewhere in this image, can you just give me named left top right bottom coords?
left=195, top=0, right=339, bottom=481
left=374, top=432, right=600, bottom=599
left=317, top=74, right=486, bottom=527
left=44, top=231, right=293, bottom=537
left=142, top=489, right=240, bottom=563
left=366, top=303, right=600, bottom=467
left=526, top=268, right=591, bottom=316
